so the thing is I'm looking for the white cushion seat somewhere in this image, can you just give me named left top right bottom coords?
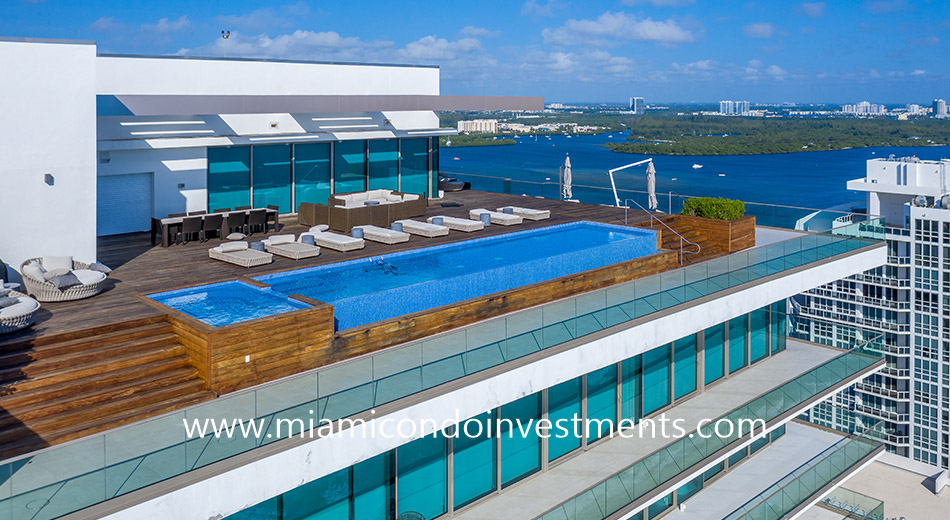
left=354, top=225, right=410, bottom=245
left=72, top=269, right=107, bottom=285
left=469, top=208, right=523, bottom=226
left=396, top=219, right=449, bottom=237
left=497, top=206, right=551, bottom=220
left=299, top=230, right=365, bottom=252
left=0, top=297, right=39, bottom=318
left=427, top=216, right=484, bottom=232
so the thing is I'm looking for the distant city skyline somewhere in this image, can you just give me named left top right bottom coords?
left=2, top=0, right=947, bottom=103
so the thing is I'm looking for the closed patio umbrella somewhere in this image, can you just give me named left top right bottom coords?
left=646, top=161, right=658, bottom=210
left=562, top=154, right=572, bottom=199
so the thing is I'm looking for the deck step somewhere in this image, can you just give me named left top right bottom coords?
left=0, top=320, right=172, bottom=359
left=0, top=316, right=167, bottom=352
left=0, top=330, right=178, bottom=373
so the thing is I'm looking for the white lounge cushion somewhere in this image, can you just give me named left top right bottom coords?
left=354, top=225, right=410, bottom=244
left=386, top=194, right=403, bottom=202
left=351, top=192, right=368, bottom=203
left=397, top=219, right=449, bottom=237
left=219, top=241, right=249, bottom=253
left=309, top=225, right=330, bottom=233
left=72, top=269, right=107, bottom=285
left=0, top=297, right=39, bottom=318
left=402, top=193, right=420, bottom=201
left=22, top=263, right=45, bottom=280
left=427, top=216, right=484, bottom=232
left=42, top=256, right=73, bottom=271
left=267, top=234, right=295, bottom=246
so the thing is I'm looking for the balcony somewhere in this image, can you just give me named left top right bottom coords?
left=854, top=382, right=910, bottom=401
left=853, top=403, right=909, bottom=423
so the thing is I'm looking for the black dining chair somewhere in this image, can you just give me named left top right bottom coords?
left=247, top=209, right=268, bottom=235
left=188, top=210, right=207, bottom=216
left=201, top=213, right=224, bottom=241
left=234, top=205, right=251, bottom=210
left=213, top=208, right=231, bottom=214
left=179, top=216, right=202, bottom=243
left=266, top=205, right=280, bottom=231
left=168, top=212, right=187, bottom=218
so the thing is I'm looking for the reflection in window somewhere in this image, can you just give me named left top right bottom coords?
left=368, top=139, right=398, bottom=191
left=334, top=140, right=366, bottom=194
left=252, top=144, right=291, bottom=213
left=208, top=146, right=250, bottom=211
left=294, top=142, right=331, bottom=209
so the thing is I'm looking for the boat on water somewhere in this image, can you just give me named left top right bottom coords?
left=453, top=157, right=460, bottom=161
left=692, top=164, right=703, bottom=169
left=718, top=173, right=726, bottom=177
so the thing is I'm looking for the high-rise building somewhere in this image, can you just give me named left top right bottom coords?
left=736, top=100, right=751, bottom=115
left=457, top=119, right=498, bottom=133
left=719, top=100, right=750, bottom=116
left=629, top=96, right=645, bottom=114
left=933, top=99, right=947, bottom=118
left=798, top=156, right=950, bottom=471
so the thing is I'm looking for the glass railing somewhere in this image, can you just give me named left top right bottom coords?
left=443, top=171, right=875, bottom=232
left=819, top=487, right=885, bottom=520
left=722, top=423, right=885, bottom=520
left=0, top=215, right=884, bottom=520
left=534, top=339, right=885, bottom=520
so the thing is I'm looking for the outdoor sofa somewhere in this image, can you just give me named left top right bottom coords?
left=20, top=256, right=109, bottom=302
left=0, top=290, right=40, bottom=334
left=298, top=189, right=426, bottom=232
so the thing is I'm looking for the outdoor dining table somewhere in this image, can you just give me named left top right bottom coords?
left=151, top=208, right=279, bottom=247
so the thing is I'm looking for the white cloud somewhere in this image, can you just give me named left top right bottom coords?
left=800, top=2, right=825, bottom=18
left=910, top=69, right=926, bottom=76
left=399, top=36, right=483, bottom=60
left=90, top=16, right=123, bottom=32
left=748, top=59, right=763, bottom=69
left=515, top=48, right=637, bottom=82
left=143, top=16, right=190, bottom=34
left=671, top=59, right=717, bottom=74
left=621, top=0, right=695, bottom=6
left=743, top=22, right=773, bottom=39
left=521, top=0, right=561, bottom=17
left=217, top=8, right=292, bottom=32
left=862, top=0, right=908, bottom=14
left=542, top=11, right=695, bottom=47
left=765, top=64, right=787, bottom=77
left=459, top=26, right=500, bottom=38
left=909, top=35, right=940, bottom=46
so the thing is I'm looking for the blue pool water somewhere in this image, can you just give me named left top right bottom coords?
left=255, top=221, right=658, bottom=330
left=148, top=281, right=310, bottom=327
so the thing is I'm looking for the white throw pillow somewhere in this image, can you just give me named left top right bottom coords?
left=309, top=225, right=329, bottom=233
left=219, top=241, right=248, bottom=253
left=352, top=192, right=368, bottom=203
left=42, top=255, right=73, bottom=271
left=402, top=194, right=420, bottom=201
left=386, top=194, right=403, bottom=202
left=268, top=234, right=295, bottom=245
left=22, top=263, right=44, bottom=280
left=227, top=232, right=247, bottom=240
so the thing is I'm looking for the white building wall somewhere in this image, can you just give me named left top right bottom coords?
left=97, top=56, right=440, bottom=97
left=0, top=40, right=97, bottom=275
left=98, top=148, right=209, bottom=218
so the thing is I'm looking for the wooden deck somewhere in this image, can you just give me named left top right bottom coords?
left=1, top=191, right=651, bottom=349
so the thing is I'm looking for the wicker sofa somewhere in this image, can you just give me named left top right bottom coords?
left=20, top=257, right=108, bottom=302
left=299, top=190, right=427, bottom=232
left=0, top=290, right=40, bottom=334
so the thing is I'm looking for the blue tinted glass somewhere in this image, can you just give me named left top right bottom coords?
left=621, top=356, right=642, bottom=424
left=674, top=335, right=697, bottom=399
left=677, top=475, right=703, bottom=503
left=430, top=137, right=439, bottom=197
left=353, top=453, right=392, bottom=520
left=500, top=394, right=541, bottom=486
left=283, top=467, right=349, bottom=520
left=224, top=497, right=280, bottom=520
left=401, top=138, right=428, bottom=196
left=749, top=435, right=769, bottom=454
left=295, top=142, right=331, bottom=209
left=208, top=146, right=250, bottom=211
left=642, top=344, right=671, bottom=415
left=728, top=447, right=748, bottom=467
left=771, top=300, right=787, bottom=353
left=586, top=365, right=617, bottom=442
left=368, top=139, right=399, bottom=190
left=252, top=144, right=291, bottom=213
left=771, top=423, right=787, bottom=441
left=648, top=492, right=673, bottom=518
left=397, top=434, right=447, bottom=520
left=334, top=140, right=366, bottom=194
left=704, top=324, right=724, bottom=385
left=703, top=461, right=724, bottom=482
left=548, top=377, right=582, bottom=461
left=750, top=307, right=769, bottom=363
left=729, top=316, right=748, bottom=374
left=453, top=411, right=496, bottom=508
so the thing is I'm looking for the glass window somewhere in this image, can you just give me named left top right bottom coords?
left=252, top=144, right=292, bottom=213
left=771, top=300, right=787, bottom=354
left=295, top=142, right=331, bottom=209
left=674, top=335, right=697, bottom=400
left=642, top=344, right=671, bottom=415
left=401, top=138, right=429, bottom=196
left=677, top=474, right=703, bottom=503
left=749, top=435, right=769, bottom=454
left=225, top=497, right=279, bottom=520
left=334, top=140, right=366, bottom=194
left=208, top=146, right=250, bottom=211
left=353, top=453, right=392, bottom=520
left=621, top=356, right=642, bottom=425
left=770, top=424, right=786, bottom=441
left=704, top=324, right=724, bottom=385
left=586, top=365, right=618, bottom=442
left=500, top=394, right=542, bottom=487
left=453, top=411, right=496, bottom=508
left=750, top=307, right=769, bottom=363
left=703, top=461, right=724, bottom=482
left=368, top=139, right=399, bottom=191
left=283, top=467, right=349, bottom=520
left=728, top=316, right=748, bottom=374
left=548, top=377, right=582, bottom=461
left=430, top=137, right=439, bottom=197
left=647, top=492, right=674, bottom=519
left=397, top=434, right=447, bottom=520
left=727, top=447, right=748, bottom=468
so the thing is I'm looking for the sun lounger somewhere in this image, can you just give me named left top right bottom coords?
left=469, top=208, right=523, bottom=226
left=299, top=226, right=365, bottom=252
left=209, top=241, right=273, bottom=267
left=496, top=206, right=550, bottom=220
left=427, top=216, right=484, bottom=232
left=262, top=234, right=321, bottom=260
left=354, top=225, right=410, bottom=245
left=396, top=219, right=449, bottom=238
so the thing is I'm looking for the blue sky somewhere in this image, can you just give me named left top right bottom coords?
left=4, top=0, right=949, bottom=103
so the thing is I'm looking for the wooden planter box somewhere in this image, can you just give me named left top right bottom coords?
left=677, top=214, right=756, bottom=253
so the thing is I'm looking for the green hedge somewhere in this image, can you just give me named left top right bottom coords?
left=681, top=197, right=745, bottom=220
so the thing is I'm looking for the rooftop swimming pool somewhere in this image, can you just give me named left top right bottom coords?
left=150, top=221, right=658, bottom=329
left=148, top=281, right=310, bottom=327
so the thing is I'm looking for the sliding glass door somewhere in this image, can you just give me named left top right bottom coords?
left=368, top=139, right=399, bottom=191
left=252, top=144, right=292, bottom=213
left=294, top=142, right=331, bottom=209
left=207, top=146, right=250, bottom=211
left=334, top=140, right=366, bottom=194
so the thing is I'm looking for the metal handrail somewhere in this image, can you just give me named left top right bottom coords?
left=622, top=198, right=701, bottom=264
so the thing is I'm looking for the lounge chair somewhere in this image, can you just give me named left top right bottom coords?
left=354, top=225, right=410, bottom=245
left=298, top=225, right=365, bottom=252
left=20, top=256, right=108, bottom=302
left=427, top=216, right=484, bottom=232
left=208, top=241, right=273, bottom=267
left=0, top=290, right=40, bottom=334
left=395, top=219, right=449, bottom=238
left=496, top=206, right=550, bottom=221
left=262, top=234, right=321, bottom=260
left=469, top=208, right=523, bottom=226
